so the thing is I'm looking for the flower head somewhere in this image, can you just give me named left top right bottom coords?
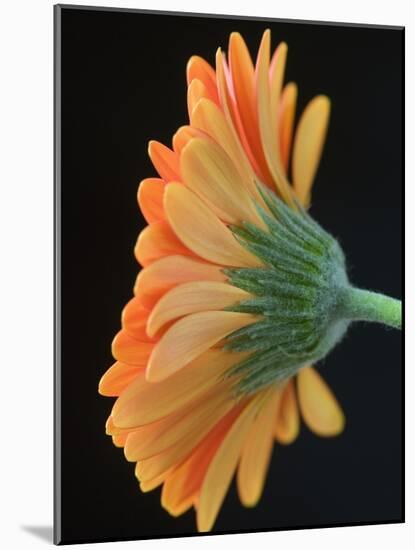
left=99, top=29, right=399, bottom=532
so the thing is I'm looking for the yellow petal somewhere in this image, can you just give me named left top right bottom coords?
left=197, top=393, right=265, bottom=532
left=292, top=95, right=331, bottom=206
left=147, top=281, right=250, bottom=337
left=111, top=348, right=245, bottom=427
left=137, top=178, right=165, bottom=224
left=181, top=137, right=264, bottom=227
left=278, top=82, right=298, bottom=172
left=148, top=140, right=180, bottom=182
left=164, top=183, right=262, bottom=267
left=274, top=379, right=300, bottom=444
left=134, top=220, right=192, bottom=267
left=297, top=366, right=345, bottom=437
left=146, top=311, right=256, bottom=382
left=256, top=32, right=294, bottom=205
left=237, top=387, right=281, bottom=507
left=134, top=254, right=226, bottom=310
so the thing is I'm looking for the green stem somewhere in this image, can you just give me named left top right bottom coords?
left=339, top=287, right=402, bottom=330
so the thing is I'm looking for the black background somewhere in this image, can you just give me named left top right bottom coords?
left=57, top=5, right=403, bottom=545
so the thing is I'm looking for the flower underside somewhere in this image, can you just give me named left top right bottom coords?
left=99, top=28, right=401, bottom=534
left=224, top=184, right=349, bottom=395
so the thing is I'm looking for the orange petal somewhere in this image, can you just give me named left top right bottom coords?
left=278, top=82, right=298, bottom=172
left=189, top=98, right=258, bottom=199
left=237, top=387, right=281, bottom=506
left=148, top=140, right=181, bottom=182
left=112, top=433, right=128, bottom=448
left=164, top=183, right=262, bottom=267
left=121, top=296, right=153, bottom=342
left=161, top=404, right=244, bottom=516
left=134, top=395, right=235, bottom=483
left=216, top=48, right=267, bottom=182
left=139, top=468, right=173, bottom=493
left=111, top=348, right=244, bottom=427
left=229, top=32, right=271, bottom=183
left=292, top=95, right=331, bottom=206
left=111, top=330, right=153, bottom=366
left=162, top=481, right=195, bottom=517
left=147, top=281, right=250, bottom=337
left=98, top=361, right=143, bottom=397
left=162, top=493, right=194, bottom=517
left=172, top=125, right=207, bottom=156
left=137, top=178, right=165, bottom=223
left=187, top=78, right=208, bottom=118
left=123, top=384, right=234, bottom=462
left=297, top=366, right=345, bottom=437
left=215, top=48, right=264, bottom=181
left=186, top=55, right=219, bottom=104
left=146, top=311, right=257, bottom=382
left=274, top=379, right=300, bottom=444
left=229, top=32, right=255, bottom=127
left=197, top=392, right=265, bottom=532
left=134, top=220, right=193, bottom=267
left=106, top=415, right=138, bottom=436
left=269, top=41, right=288, bottom=146
left=256, top=32, right=294, bottom=205
left=134, top=254, right=226, bottom=310
left=180, top=137, right=264, bottom=226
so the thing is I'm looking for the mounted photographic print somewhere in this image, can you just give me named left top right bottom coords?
left=54, top=4, right=404, bottom=545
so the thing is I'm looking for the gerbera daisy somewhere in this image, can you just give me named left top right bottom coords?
left=99, top=29, right=401, bottom=532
